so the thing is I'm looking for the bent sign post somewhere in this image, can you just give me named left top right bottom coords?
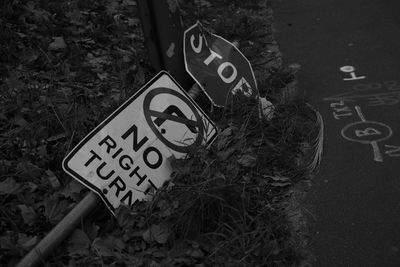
left=184, top=21, right=258, bottom=106
left=62, top=71, right=217, bottom=213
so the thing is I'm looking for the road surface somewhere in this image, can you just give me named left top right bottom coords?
left=273, top=0, right=400, bottom=266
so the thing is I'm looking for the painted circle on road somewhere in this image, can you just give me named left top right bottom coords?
left=340, top=65, right=355, bottom=73
left=341, top=121, right=392, bottom=144
left=143, top=87, right=204, bottom=153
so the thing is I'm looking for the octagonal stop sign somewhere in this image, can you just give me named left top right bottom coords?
left=184, top=21, right=258, bottom=106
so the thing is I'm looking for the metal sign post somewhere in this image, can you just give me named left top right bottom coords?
left=137, top=0, right=193, bottom=89
left=15, top=192, right=100, bottom=267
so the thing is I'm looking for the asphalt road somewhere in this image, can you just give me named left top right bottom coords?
left=273, top=0, right=400, bottom=266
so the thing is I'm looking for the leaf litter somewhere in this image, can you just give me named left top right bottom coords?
left=0, top=0, right=323, bottom=266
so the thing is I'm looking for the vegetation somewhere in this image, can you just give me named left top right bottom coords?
left=0, top=0, right=322, bottom=266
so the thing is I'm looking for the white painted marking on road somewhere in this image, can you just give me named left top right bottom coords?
left=385, top=145, right=400, bottom=157
left=340, top=65, right=366, bottom=81
left=340, top=106, right=395, bottom=162
left=371, top=141, right=383, bottom=162
left=340, top=66, right=355, bottom=72
left=355, top=105, right=366, bottom=122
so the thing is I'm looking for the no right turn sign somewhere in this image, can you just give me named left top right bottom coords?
left=63, top=71, right=217, bottom=213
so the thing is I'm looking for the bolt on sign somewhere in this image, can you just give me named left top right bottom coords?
left=63, top=71, right=218, bottom=213
left=184, top=21, right=258, bottom=106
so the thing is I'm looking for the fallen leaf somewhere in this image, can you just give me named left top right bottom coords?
left=0, top=113, right=7, bottom=121
left=47, top=133, right=66, bottom=142
left=46, top=170, right=61, bottom=189
left=189, top=248, right=204, bottom=259
left=49, top=37, right=67, bottom=50
left=122, top=0, right=137, bottom=6
left=194, top=0, right=212, bottom=7
left=237, top=154, right=257, bottom=168
left=146, top=248, right=165, bottom=258
left=24, top=2, right=50, bottom=22
left=217, top=146, right=236, bottom=161
left=92, top=235, right=126, bottom=257
left=105, top=0, right=119, bottom=14
left=0, top=235, right=14, bottom=249
left=115, top=204, right=135, bottom=228
left=258, top=97, right=275, bottom=120
left=5, top=72, right=24, bottom=90
left=143, top=224, right=170, bottom=244
left=84, top=223, right=100, bottom=241
left=85, top=53, right=109, bottom=72
left=97, top=73, right=108, bottom=80
left=92, top=238, right=114, bottom=257
left=0, top=160, right=12, bottom=174
left=26, top=182, right=38, bottom=192
left=65, top=10, right=83, bottom=25
left=16, top=32, right=27, bottom=38
left=18, top=205, right=37, bottom=225
left=44, top=196, right=70, bottom=224
left=59, top=180, right=85, bottom=201
left=0, top=177, right=21, bottom=194
left=68, top=229, right=90, bottom=256
left=268, top=176, right=291, bottom=182
left=36, top=145, right=47, bottom=158
left=127, top=18, right=140, bottom=26
left=16, top=161, right=44, bottom=179
left=218, top=126, right=237, bottom=150
left=20, top=236, right=38, bottom=250
left=268, top=176, right=292, bottom=187
left=271, top=182, right=291, bottom=187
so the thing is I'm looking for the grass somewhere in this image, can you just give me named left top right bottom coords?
left=112, top=92, right=322, bottom=266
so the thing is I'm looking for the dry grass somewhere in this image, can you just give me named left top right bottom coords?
left=114, top=93, right=323, bottom=266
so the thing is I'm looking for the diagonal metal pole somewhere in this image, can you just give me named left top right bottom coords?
left=16, top=84, right=201, bottom=267
left=15, top=192, right=100, bottom=267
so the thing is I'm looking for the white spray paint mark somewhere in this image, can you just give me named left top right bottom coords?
left=355, top=105, right=366, bottom=122
left=340, top=65, right=366, bottom=81
left=371, top=142, right=383, bottom=162
left=341, top=106, right=393, bottom=162
left=385, top=145, right=400, bottom=157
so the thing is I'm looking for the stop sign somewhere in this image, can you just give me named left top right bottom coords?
left=183, top=21, right=258, bottom=106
